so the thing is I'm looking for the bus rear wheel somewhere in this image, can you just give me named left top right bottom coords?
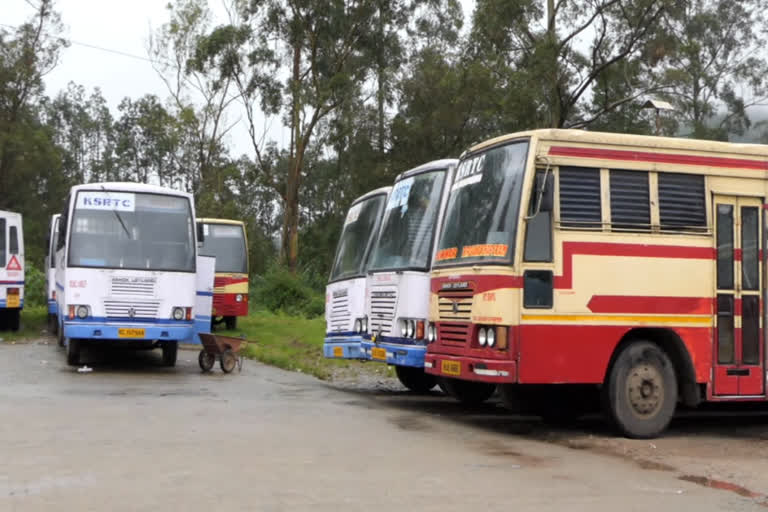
left=439, top=377, right=496, bottom=405
left=395, top=366, right=436, bottom=393
left=605, top=341, right=677, bottom=439
left=224, top=316, right=237, bottom=330
left=8, top=310, right=20, bottom=332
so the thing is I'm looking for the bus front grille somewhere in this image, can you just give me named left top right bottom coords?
left=439, top=322, right=471, bottom=345
left=438, top=288, right=474, bottom=322
left=370, top=288, right=397, bottom=336
left=103, top=300, right=160, bottom=319
left=330, top=294, right=351, bottom=332
left=110, top=277, right=156, bottom=298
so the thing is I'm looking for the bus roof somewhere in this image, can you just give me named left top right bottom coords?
left=351, top=186, right=391, bottom=205
left=0, top=210, right=22, bottom=221
left=396, top=158, right=459, bottom=182
left=71, top=182, right=194, bottom=200
left=197, top=218, right=246, bottom=226
left=465, top=128, right=768, bottom=160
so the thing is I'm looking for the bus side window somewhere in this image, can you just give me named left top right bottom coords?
left=9, top=226, right=18, bottom=254
left=0, top=218, right=5, bottom=268
left=57, top=197, right=69, bottom=251
left=524, top=170, right=553, bottom=262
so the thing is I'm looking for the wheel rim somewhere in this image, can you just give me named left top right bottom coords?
left=626, top=362, right=664, bottom=418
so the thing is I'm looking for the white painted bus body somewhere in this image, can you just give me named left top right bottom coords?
left=45, top=214, right=61, bottom=330
left=0, top=210, right=24, bottom=331
left=361, top=159, right=457, bottom=368
left=55, top=183, right=197, bottom=365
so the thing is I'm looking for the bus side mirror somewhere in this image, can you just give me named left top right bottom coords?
left=196, top=223, right=205, bottom=245
left=535, top=172, right=554, bottom=214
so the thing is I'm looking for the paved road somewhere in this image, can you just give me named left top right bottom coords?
left=0, top=340, right=765, bottom=511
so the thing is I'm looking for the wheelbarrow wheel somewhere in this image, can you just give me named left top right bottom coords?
left=220, top=349, right=237, bottom=373
left=198, top=350, right=215, bottom=372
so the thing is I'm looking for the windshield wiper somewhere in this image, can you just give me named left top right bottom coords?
left=100, top=185, right=131, bottom=240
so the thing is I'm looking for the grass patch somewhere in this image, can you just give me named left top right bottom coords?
left=215, top=309, right=389, bottom=380
left=0, top=306, right=48, bottom=343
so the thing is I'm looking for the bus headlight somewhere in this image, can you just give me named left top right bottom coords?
left=172, top=307, right=185, bottom=321
left=76, top=305, right=89, bottom=319
left=427, top=323, right=436, bottom=343
left=354, top=319, right=362, bottom=333
left=486, top=327, right=496, bottom=347
left=362, top=316, right=368, bottom=333
left=235, top=294, right=243, bottom=302
left=406, top=320, right=415, bottom=338
left=400, top=319, right=408, bottom=337
left=478, top=327, right=487, bottom=346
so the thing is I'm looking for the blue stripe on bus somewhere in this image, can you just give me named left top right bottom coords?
left=196, top=291, right=213, bottom=297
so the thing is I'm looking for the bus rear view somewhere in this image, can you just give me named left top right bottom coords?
left=0, top=210, right=24, bottom=331
left=56, top=183, right=197, bottom=366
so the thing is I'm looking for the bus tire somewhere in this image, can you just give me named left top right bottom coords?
left=225, top=316, right=237, bottom=330
left=395, top=366, right=436, bottom=392
left=605, top=341, right=677, bottom=439
left=66, top=338, right=80, bottom=366
left=439, top=377, right=496, bottom=405
left=8, top=310, right=20, bottom=332
left=162, top=341, right=178, bottom=367
left=57, top=317, right=65, bottom=347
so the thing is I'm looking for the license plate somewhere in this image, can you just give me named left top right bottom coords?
left=441, top=360, right=461, bottom=376
left=118, top=328, right=145, bottom=338
left=371, top=347, right=387, bottom=361
left=6, top=295, right=19, bottom=308
left=333, top=346, right=343, bottom=358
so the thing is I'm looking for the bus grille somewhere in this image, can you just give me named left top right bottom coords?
left=438, top=288, right=474, bottom=321
left=370, top=288, right=397, bottom=336
left=329, top=294, right=351, bottom=331
left=439, top=322, right=471, bottom=345
left=213, top=276, right=227, bottom=294
left=110, top=277, right=156, bottom=298
left=103, top=300, right=160, bottom=319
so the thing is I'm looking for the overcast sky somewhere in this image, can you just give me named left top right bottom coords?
left=6, top=0, right=476, bottom=156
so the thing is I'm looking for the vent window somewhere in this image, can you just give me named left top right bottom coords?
left=559, top=167, right=601, bottom=229
left=610, top=170, right=650, bottom=231
left=658, top=173, right=706, bottom=231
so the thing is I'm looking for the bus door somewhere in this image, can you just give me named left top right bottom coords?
left=713, top=196, right=764, bottom=396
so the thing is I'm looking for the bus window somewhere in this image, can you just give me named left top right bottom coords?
left=0, top=218, right=5, bottom=267
left=9, top=226, right=18, bottom=254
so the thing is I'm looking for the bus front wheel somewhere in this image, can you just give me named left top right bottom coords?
left=439, top=377, right=496, bottom=405
left=8, top=310, right=20, bottom=332
left=162, top=341, right=178, bottom=367
left=395, top=366, right=436, bottom=393
left=224, top=316, right=237, bottom=330
left=66, top=338, right=80, bottom=366
left=605, top=341, right=677, bottom=439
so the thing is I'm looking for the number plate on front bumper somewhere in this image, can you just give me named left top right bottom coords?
left=6, top=295, right=19, bottom=308
left=441, top=360, right=461, bottom=376
left=332, top=346, right=343, bottom=357
left=118, top=328, right=145, bottom=338
left=371, top=347, right=387, bottom=361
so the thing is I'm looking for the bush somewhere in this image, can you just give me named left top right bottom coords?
left=24, top=266, right=46, bottom=307
left=253, top=265, right=324, bottom=318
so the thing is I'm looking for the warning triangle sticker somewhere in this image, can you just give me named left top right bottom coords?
left=6, top=255, right=21, bottom=271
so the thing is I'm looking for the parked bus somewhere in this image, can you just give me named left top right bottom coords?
left=55, top=183, right=198, bottom=366
left=323, top=187, right=390, bottom=359
left=45, top=214, right=61, bottom=336
left=424, top=128, right=768, bottom=438
left=361, top=159, right=457, bottom=391
left=197, top=218, right=249, bottom=330
left=0, top=210, right=24, bottom=331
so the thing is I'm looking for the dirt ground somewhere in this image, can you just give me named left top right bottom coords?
left=2, top=338, right=768, bottom=511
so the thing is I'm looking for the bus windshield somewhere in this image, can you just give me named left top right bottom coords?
left=329, top=194, right=386, bottom=281
left=68, top=191, right=196, bottom=272
left=369, top=169, right=447, bottom=272
left=435, top=141, right=529, bottom=266
left=199, top=223, right=248, bottom=274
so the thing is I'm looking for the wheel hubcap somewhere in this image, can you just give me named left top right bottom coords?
left=627, top=364, right=663, bottom=418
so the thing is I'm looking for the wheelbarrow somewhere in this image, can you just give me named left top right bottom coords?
left=197, top=333, right=246, bottom=373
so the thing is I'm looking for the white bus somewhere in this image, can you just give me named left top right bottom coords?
left=0, top=210, right=24, bottom=332
left=323, top=186, right=390, bottom=359
left=360, top=159, right=457, bottom=391
left=45, top=213, right=61, bottom=336
left=55, top=183, right=198, bottom=366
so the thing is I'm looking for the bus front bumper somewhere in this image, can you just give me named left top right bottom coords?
left=323, top=335, right=365, bottom=359
left=424, top=354, right=517, bottom=383
left=360, top=338, right=426, bottom=367
left=64, top=321, right=193, bottom=342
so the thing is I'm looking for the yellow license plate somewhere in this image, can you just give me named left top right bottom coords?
left=118, top=328, right=145, bottom=338
left=371, top=347, right=387, bottom=361
left=333, top=346, right=343, bottom=358
left=441, top=360, right=461, bottom=376
left=6, top=295, right=19, bottom=308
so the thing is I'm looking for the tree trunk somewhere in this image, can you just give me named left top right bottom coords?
left=282, top=39, right=303, bottom=272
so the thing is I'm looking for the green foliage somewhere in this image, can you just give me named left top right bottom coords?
left=24, top=266, right=46, bottom=308
left=252, top=264, right=324, bottom=318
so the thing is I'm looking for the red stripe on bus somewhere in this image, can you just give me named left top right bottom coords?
left=586, top=295, right=714, bottom=315
left=549, top=146, right=768, bottom=171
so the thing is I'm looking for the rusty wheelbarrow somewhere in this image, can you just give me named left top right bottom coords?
left=198, top=333, right=246, bottom=373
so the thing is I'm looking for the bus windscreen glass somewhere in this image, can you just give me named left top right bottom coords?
left=329, top=194, right=386, bottom=281
left=198, top=224, right=247, bottom=274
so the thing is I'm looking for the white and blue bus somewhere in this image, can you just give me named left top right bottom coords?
left=0, top=210, right=24, bottom=331
left=45, top=213, right=61, bottom=336
left=360, top=159, right=457, bottom=391
left=323, top=187, right=390, bottom=360
left=55, top=183, right=198, bottom=366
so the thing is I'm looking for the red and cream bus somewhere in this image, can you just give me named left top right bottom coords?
left=426, top=129, right=768, bottom=438
left=197, top=219, right=249, bottom=330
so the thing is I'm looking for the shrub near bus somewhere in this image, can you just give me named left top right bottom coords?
left=55, top=183, right=198, bottom=366
left=426, top=129, right=768, bottom=438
